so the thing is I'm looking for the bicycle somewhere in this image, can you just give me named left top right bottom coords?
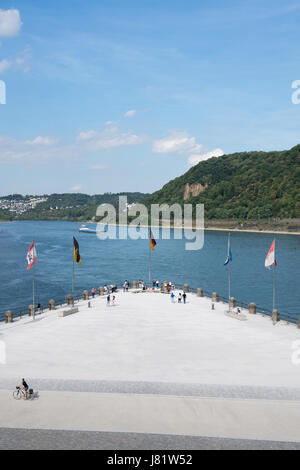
left=13, top=386, right=33, bottom=400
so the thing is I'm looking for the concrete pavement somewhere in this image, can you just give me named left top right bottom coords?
left=1, top=428, right=300, bottom=450
left=1, top=390, right=300, bottom=443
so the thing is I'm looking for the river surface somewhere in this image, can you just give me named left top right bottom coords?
left=0, top=221, right=299, bottom=322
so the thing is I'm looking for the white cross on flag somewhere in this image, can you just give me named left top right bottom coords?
left=265, top=240, right=277, bottom=268
left=26, top=241, right=37, bottom=271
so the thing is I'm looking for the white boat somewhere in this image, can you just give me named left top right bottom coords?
left=79, top=224, right=107, bottom=234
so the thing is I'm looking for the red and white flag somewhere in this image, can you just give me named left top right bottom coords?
left=26, top=241, right=37, bottom=271
left=265, top=240, right=277, bottom=268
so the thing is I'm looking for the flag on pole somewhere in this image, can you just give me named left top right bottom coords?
left=26, top=241, right=37, bottom=271
left=73, top=237, right=82, bottom=264
left=150, top=230, right=157, bottom=252
left=265, top=240, right=277, bottom=268
left=224, top=235, right=232, bottom=266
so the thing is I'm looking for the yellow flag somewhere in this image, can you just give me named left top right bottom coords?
left=73, top=237, right=82, bottom=264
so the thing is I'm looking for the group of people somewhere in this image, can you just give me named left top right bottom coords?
left=87, top=281, right=179, bottom=298
left=171, top=291, right=187, bottom=304
left=107, top=294, right=116, bottom=306
left=103, top=284, right=117, bottom=294
left=152, top=280, right=160, bottom=289
left=166, top=281, right=174, bottom=293
left=138, top=280, right=147, bottom=290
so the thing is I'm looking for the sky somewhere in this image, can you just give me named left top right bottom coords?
left=0, top=0, right=300, bottom=196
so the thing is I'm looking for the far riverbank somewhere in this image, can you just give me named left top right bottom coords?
left=81, top=220, right=300, bottom=236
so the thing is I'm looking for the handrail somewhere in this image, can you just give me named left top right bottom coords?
left=1, top=280, right=298, bottom=326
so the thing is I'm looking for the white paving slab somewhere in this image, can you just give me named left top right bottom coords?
left=0, top=291, right=299, bottom=389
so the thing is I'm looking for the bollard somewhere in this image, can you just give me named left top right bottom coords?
left=88, top=301, right=91, bottom=308
left=249, top=303, right=257, bottom=315
left=230, top=297, right=237, bottom=309
left=48, top=299, right=56, bottom=311
left=98, top=287, right=104, bottom=296
left=212, top=292, right=219, bottom=303
left=67, top=295, right=74, bottom=306
left=212, top=303, right=215, bottom=310
left=132, top=281, right=137, bottom=289
left=183, top=284, right=190, bottom=293
left=197, top=288, right=204, bottom=297
left=272, top=310, right=280, bottom=323
left=28, top=305, right=35, bottom=317
left=83, top=290, right=89, bottom=300
left=5, top=311, right=13, bottom=323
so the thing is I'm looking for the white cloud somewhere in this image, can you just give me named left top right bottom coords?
left=15, top=47, right=32, bottom=72
left=153, top=131, right=203, bottom=155
left=0, top=135, right=74, bottom=162
left=25, top=136, right=60, bottom=146
left=0, top=9, right=22, bottom=37
left=0, top=59, right=12, bottom=75
left=77, top=125, right=146, bottom=150
left=91, top=164, right=108, bottom=170
left=124, top=109, right=136, bottom=118
left=153, top=131, right=223, bottom=166
left=0, top=123, right=147, bottom=163
left=77, top=130, right=98, bottom=141
left=70, top=184, right=84, bottom=192
left=105, top=121, right=118, bottom=127
left=188, top=148, right=224, bottom=166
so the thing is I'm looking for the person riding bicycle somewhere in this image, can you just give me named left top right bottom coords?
left=20, top=378, right=29, bottom=400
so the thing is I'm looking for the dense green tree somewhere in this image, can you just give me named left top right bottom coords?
left=143, top=145, right=300, bottom=219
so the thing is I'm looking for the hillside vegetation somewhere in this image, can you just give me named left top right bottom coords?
left=143, top=145, right=300, bottom=219
left=0, top=192, right=149, bottom=222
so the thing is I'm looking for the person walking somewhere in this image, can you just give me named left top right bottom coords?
left=178, top=293, right=182, bottom=304
left=183, top=292, right=187, bottom=304
left=107, top=294, right=111, bottom=306
left=171, top=292, right=176, bottom=303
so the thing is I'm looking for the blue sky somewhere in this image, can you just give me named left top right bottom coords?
left=0, top=0, right=300, bottom=195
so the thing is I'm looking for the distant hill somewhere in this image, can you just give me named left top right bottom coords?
left=143, top=145, right=300, bottom=220
left=0, top=192, right=149, bottom=222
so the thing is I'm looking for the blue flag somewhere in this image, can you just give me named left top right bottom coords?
left=224, top=234, right=232, bottom=266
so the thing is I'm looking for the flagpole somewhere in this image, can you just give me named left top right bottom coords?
left=228, top=232, right=231, bottom=311
left=273, top=240, right=276, bottom=325
left=148, top=229, right=151, bottom=290
left=32, top=256, right=35, bottom=321
left=228, top=263, right=231, bottom=311
left=72, top=258, right=75, bottom=298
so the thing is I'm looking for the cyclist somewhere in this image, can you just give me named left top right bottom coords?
left=20, top=378, right=29, bottom=400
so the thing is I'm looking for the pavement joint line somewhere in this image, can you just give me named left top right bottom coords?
left=3, top=388, right=300, bottom=404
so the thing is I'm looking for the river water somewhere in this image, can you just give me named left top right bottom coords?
left=0, top=221, right=299, bottom=322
